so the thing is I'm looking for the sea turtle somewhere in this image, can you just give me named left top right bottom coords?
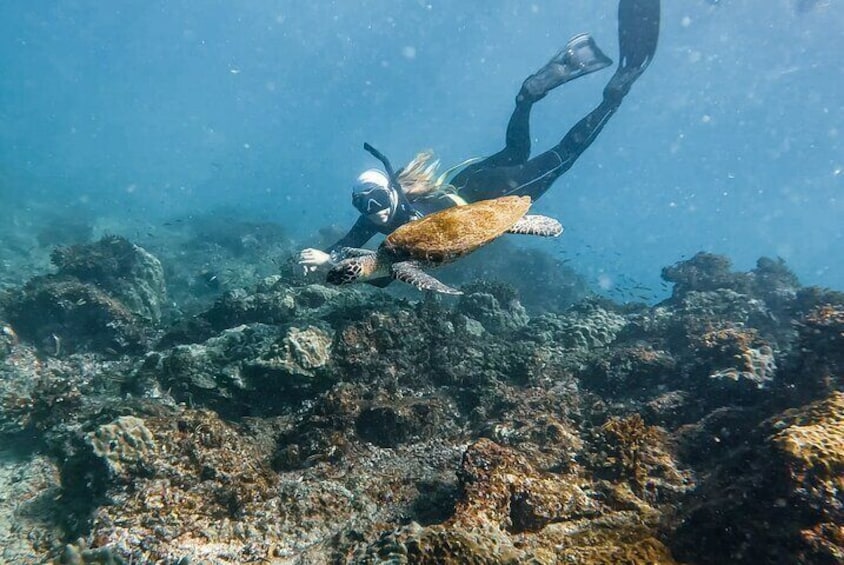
left=325, top=195, right=563, bottom=295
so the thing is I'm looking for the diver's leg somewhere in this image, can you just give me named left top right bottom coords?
left=452, top=34, right=612, bottom=194
left=519, top=0, right=661, bottom=200
left=513, top=100, right=621, bottom=202
left=467, top=0, right=661, bottom=204
left=454, top=98, right=618, bottom=203
left=544, top=0, right=659, bottom=168
left=449, top=96, right=533, bottom=196
left=605, top=0, right=660, bottom=102
left=485, top=33, right=613, bottom=167
left=482, top=97, right=534, bottom=169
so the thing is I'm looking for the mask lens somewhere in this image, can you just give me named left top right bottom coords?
left=353, top=186, right=392, bottom=214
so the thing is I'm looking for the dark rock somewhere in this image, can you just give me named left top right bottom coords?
left=0, top=321, right=17, bottom=359
left=750, top=256, right=800, bottom=311
left=4, top=276, right=146, bottom=355
left=272, top=383, right=364, bottom=470
left=355, top=399, right=443, bottom=448
left=51, top=235, right=166, bottom=323
left=1, top=235, right=166, bottom=355
left=585, top=344, right=677, bottom=398
left=786, top=303, right=844, bottom=398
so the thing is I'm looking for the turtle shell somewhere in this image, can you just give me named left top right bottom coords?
left=384, top=195, right=532, bottom=263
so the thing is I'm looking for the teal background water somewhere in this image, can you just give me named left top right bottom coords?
left=1, top=0, right=842, bottom=298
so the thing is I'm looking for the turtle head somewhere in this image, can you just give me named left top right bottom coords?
left=327, top=253, right=382, bottom=287
left=326, top=258, right=371, bottom=286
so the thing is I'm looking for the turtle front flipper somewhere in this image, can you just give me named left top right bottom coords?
left=337, top=247, right=377, bottom=258
left=507, top=214, right=564, bottom=237
left=326, top=254, right=380, bottom=286
left=392, top=261, right=462, bottom=295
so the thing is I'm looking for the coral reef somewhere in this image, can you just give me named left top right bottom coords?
left=0, top=245, right=841, bottom=564
left=87, top=416, right=157, bottom=478
left=357, top=437, right=679, bottom=564
left=0, top=451, right=64, bottom=562
left=456, top=280, right=529, bottom=334
left=691, top=325, right=777, bottom=399
left=599, top=414, right=664, bottom=490
left=60, top=408, right=281, bottom=562
left=672, top=392, right=844, bottom=564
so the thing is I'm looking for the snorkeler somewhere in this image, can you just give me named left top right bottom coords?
left=299, top=0, right=660, bottom=272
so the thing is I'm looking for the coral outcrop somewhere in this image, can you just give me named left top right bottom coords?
left=50, top=235, right=167, bottom=323
left=148, top=322, right=335, bottom=417
left=2, top=236, right=166, bottom=355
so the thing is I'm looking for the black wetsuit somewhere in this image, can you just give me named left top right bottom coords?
left=451, top=85, right=626, bottom=203
left=328, top=85, right=627, bottom=255
left=328, top=0, right=658, bottom=255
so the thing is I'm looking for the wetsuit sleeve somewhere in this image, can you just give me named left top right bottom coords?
left=326, top=216, right=379, bottom=254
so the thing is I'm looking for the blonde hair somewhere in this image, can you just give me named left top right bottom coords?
left=397, top=150, right=453, bottom=201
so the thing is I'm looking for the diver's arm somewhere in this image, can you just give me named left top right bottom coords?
left=327, top=216, right=379, bottom=254
left=299, top=216, right=379, bottom=272
left=298, top=248, right=332, bottom=271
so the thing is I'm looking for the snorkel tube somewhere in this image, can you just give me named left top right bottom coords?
left=363, top=142, right=404, bottom=196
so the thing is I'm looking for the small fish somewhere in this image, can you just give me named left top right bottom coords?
left=50, top=333, right=62, bottom=356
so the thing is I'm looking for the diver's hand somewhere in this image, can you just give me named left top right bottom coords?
left=298, top=248, right=332, bottom=274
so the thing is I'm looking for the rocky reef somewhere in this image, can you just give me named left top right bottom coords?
left=0, top=243, right=842, bottom=563
left=1, top=235, right=166, bottom=355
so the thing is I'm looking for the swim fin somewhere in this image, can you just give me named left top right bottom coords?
left=522, top=33, right=613, bottom=101
left=605, top=0, right=660, bottom=101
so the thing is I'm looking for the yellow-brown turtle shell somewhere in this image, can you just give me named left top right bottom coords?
left=384, top=195, right=532, bottom=263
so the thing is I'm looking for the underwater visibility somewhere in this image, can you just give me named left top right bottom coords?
left=1, top=1, right=843, bottom=563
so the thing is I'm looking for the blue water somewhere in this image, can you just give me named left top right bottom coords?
left=2, top=0, right=842, bottom=299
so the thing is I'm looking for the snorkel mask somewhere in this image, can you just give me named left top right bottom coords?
left=352, top=169, right=395, bottom=215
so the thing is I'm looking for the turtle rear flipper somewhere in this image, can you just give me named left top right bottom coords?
left=508, top=215, right=564, bottom=237
left=392, top=261, right=462, bottom=295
